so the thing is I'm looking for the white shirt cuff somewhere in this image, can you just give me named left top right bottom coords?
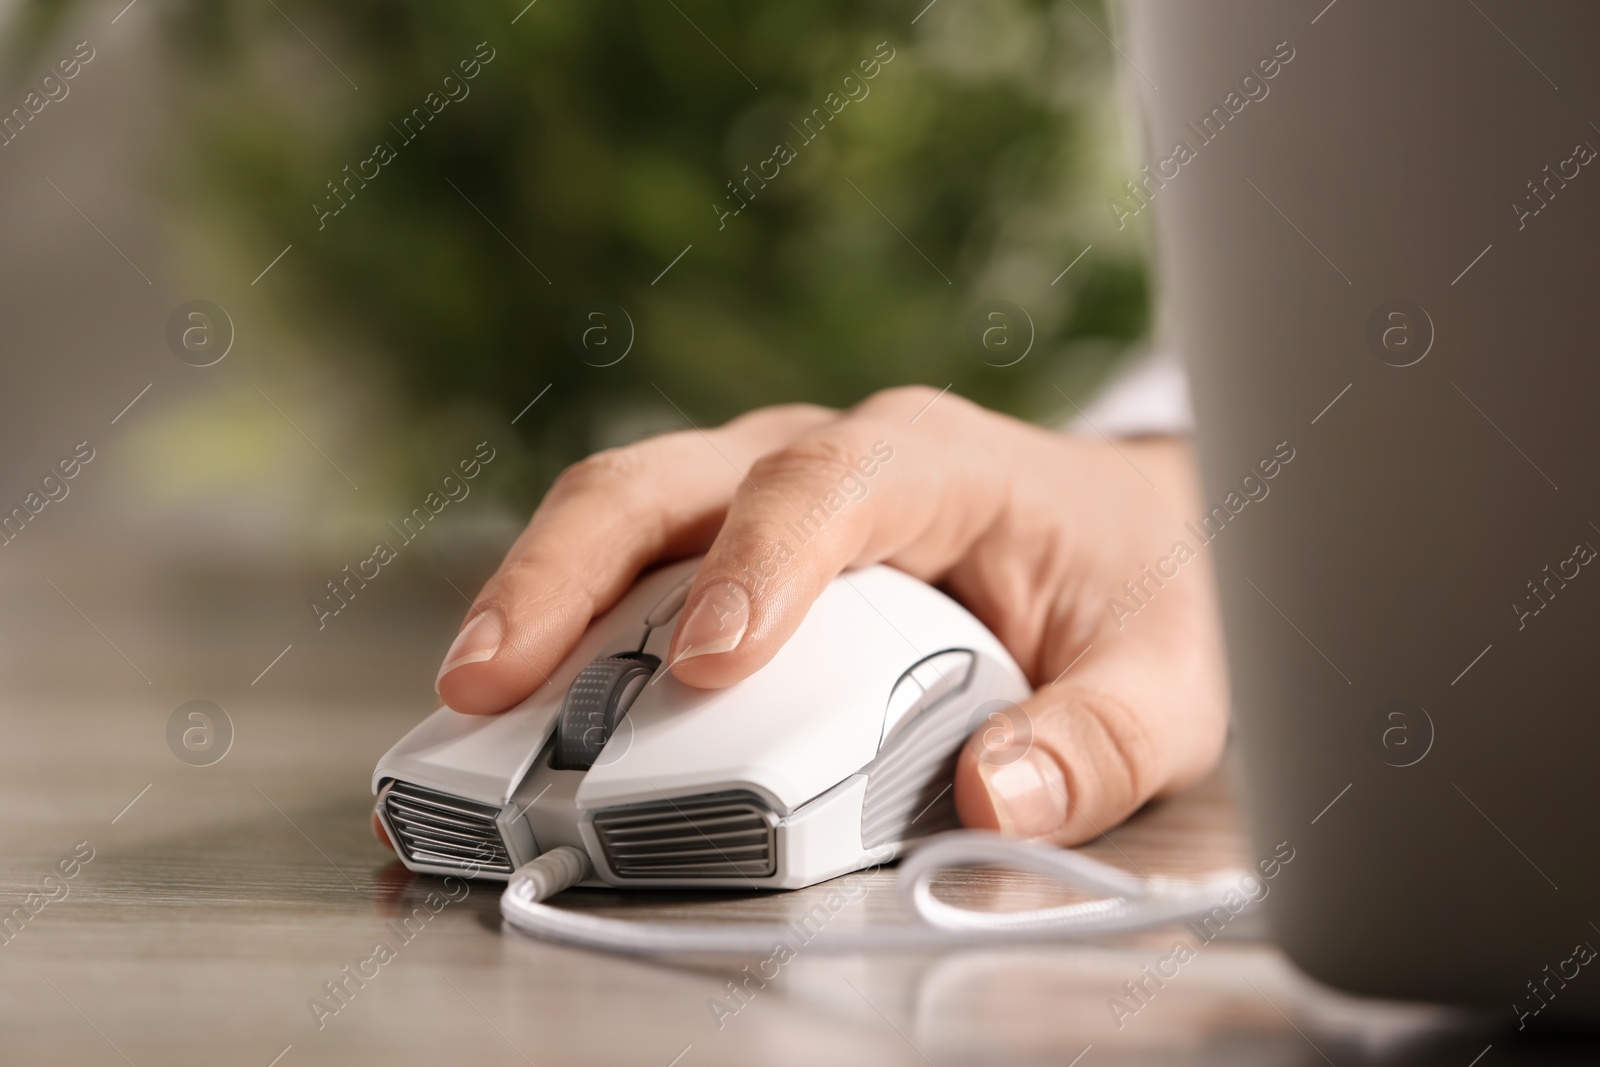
left=1064, top=348, right=1192, bottom=438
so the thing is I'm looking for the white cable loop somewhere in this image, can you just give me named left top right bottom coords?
left=500, top=832, right=1250, bottom=955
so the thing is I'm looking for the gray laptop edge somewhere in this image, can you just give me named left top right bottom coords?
left=1126, top=0, right=1600, bottom=1020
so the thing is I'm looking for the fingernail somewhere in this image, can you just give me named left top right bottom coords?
left=435, top=608, right=505, bottom=692
left=977, top=749, right=1068, bottom=837
left=669, top=579, right=750, bottom=668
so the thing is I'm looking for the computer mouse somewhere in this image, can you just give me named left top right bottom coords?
left=372, top=557, right=1032, bottom=889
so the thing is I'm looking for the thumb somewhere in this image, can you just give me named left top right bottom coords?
left=953, top=619, right=1226, bottom=844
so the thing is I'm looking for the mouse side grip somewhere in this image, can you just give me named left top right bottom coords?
left=859, top=654, right=1029, bottom=849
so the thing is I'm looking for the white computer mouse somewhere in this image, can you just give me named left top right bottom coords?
left=372, top=557, right=1032, bottom=889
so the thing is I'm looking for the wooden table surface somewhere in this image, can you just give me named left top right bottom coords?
left=0, top=559, right=1579, bottom=1066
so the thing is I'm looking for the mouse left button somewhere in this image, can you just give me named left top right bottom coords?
left=644, top=577, right=694, bottom=627
left=552, top=654, right=660, bottom=771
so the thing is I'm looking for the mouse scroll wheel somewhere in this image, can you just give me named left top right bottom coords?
left=552, top=653, right=660, bottom=771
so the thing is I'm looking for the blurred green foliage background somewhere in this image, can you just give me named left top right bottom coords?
left=19, top=0, right=1148, bottom=507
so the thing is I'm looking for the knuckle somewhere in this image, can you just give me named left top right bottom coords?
left=727, top=401, right=835, bottom=430
left=861, top=384, right=940, bottom=412
left=547, top=445, right=643, bottom=499
left=1050, top=688, right=1163, bottom=816
left=780, top=402, right=838, bottom=422
left=855, top=384, right=972, bottom=422
left=746, top=433, right=865, bottom=490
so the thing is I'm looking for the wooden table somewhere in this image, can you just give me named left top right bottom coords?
left=0, top=559, right=1559, bottom=1065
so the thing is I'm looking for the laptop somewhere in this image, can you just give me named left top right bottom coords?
left=1123, top=0, right=1600, bottom=1022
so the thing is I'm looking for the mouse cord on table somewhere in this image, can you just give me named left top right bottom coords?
left=499, top=832, right=1250, bottom=954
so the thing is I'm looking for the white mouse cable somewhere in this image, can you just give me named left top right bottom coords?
left=499, top=832, right=1250, bottom=953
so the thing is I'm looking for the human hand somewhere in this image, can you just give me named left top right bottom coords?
left=425, top=387, right=1227, bottom=846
